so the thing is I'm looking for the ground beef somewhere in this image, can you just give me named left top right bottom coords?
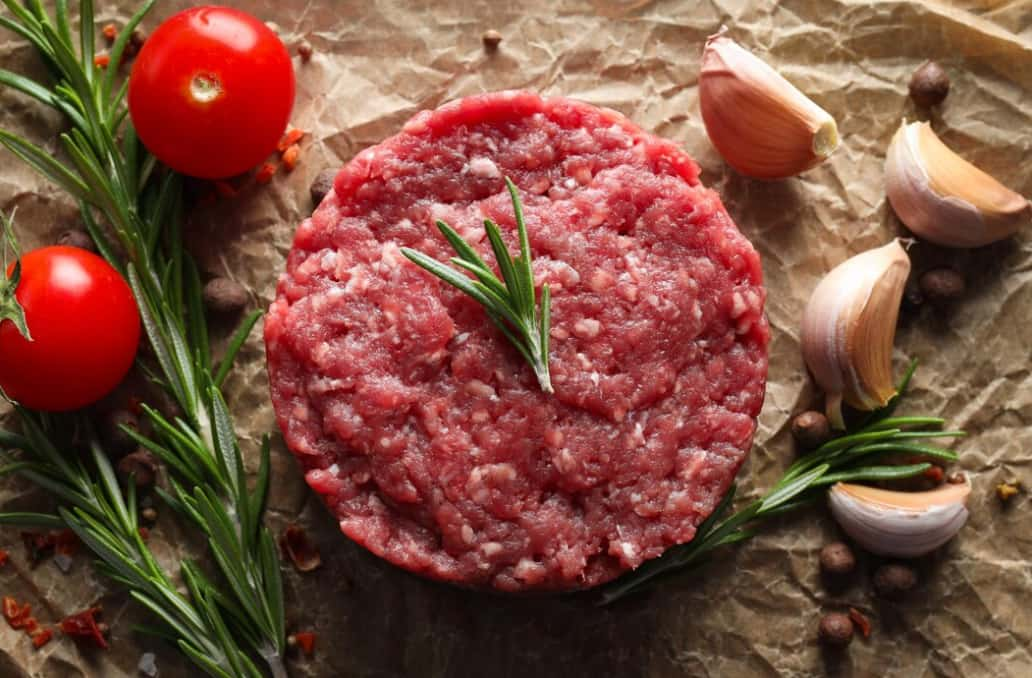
left=265, top=91, right=769, bottom=592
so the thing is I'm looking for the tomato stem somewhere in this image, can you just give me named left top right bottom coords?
left=0, top=212, right=31, bottom=343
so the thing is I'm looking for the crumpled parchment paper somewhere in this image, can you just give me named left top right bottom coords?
left=0, top=0, right=1030, bottom=676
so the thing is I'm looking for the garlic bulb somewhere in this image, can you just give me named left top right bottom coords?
left=699, top=31, right=839, bottom=179
left=800, top=240, right=910, bottom=429
left=885, top=121, right=1030, bottom=247
left=828, top=480, right=971, bottom=558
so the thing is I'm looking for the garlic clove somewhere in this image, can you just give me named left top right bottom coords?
left=699, top=31, right=839, bottom=179
left=800, top=239, right=911, bottom=428
left=828, top=479, right=971, bottom=558
left=885, top=121, right=1031, bottom=248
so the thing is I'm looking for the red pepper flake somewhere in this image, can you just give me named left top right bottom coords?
left=848, top=607, right=872, bottom=639
left=93, top=53, right=110, bottom=69
left=31, top=627, right=53, bottom=649
left=923, top=465, right=944, bottom=483
left=3, top=597, right=32, bottom=628
left=21, top=532, right=55, bottom=567
left=214, top=181, right=238, bottom=199
left=279, top=525, right=322, bottom=572
left=294, top=631, right=316, bottom=655
left=60, top=607, right=108, bottom=649
left=0, top=549, right=8, bottom=567
left=277, top=128, right=305, bottom=153
left=256, top=162, right=278, bottom=185
left=282, top=144, right=301, bottom=172
left=102, top=24, right=118, bottom=42
left=22, top=616, right=38, bottom=634
left=53, top=529, right=80, bottom=557
left=138, top=526, right=150, bottom=541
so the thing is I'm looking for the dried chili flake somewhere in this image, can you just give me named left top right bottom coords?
left=102, top=24, right=118, bottom=42
left=60, top=607, right=108, bottom=649
left=294, top=631, right=316, bottom=655
left=3, top=597, right=31, bottom=627
left=848, top=607, right=872, bottom=639
left=21, top=532, right=55, bottom=567
left=256, top=162, right=278, bottom=185
left=277, top=128, right=305, bottom=153
left=214, top=181, right=238, bottom=199
left=282, top=144, right=301, bottom=172
left=53, top=529, right=80, bottom=557
left=138, top=526, right=150, bottom=541
left=923, top=466, right=944, bottom=483
left=0, top=549, right=8, bottom=567
left=22, top=616, right=38, bottom=634
left=279, top=525, right=321, bottom=572
left=93, top=53, right=110, bottom=69
left=31, top=627, right=53, bottom=649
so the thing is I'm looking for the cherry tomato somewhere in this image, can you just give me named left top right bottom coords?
left=128, top=6, right=295, bottom=179
left=0, top=247, right=140, bottom=412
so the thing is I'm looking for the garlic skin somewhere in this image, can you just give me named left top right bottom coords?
left=828, top=480, right=971, bottom=558
left=885, top=121, right=1030, bottom=248
left=699, top=32, right=839, bottom=179
left=800, top=240, right=910, bottom=429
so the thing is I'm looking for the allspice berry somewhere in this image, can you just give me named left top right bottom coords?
left=104, top=409, right=140, bottom=455
left=818, top=613, right=854, bottom=647
left=482, top=29, right=502, bottom=50
left=309, top=168, right=337, bottom=206
left=117, top=449, right=159, bottom=488
left=57, top=229, right=97, bottom=253
left=792, top=410, right=832, bottom=449
left=919, top=268, right=965, bottom=305
left=909, top=61, right=950, bottom=108
left=873, top=562, right=918, bottom=599
left=141, top=507, right=159, bottom=523
left=202, top=277, right=249, bottom=315
left=819, top=541, right=856, bottom=577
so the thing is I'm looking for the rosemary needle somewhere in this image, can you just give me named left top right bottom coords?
left=401, top=177, right=553, bottom=393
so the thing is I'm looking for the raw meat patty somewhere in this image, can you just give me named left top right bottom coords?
left=265, top=91, right=769, bottom=592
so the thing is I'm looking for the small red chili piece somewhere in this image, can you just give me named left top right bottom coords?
left=22, top=616, right=38, bottom=634
left=60, top=607, right=108, bottom=649
left=0, top=549, right=8, bottom=566
left=3, top=597, right=32, bottom=627
left=282, top=144, right=301, bottom=172
left=849, top=607, right=872, bottom=639
left=279, top=525, right=321, bottom=572
left=277, top=128, right=305, bottom=153
left=53, top=529, right=80, bottom=557
left=93, top=53, right=110, bottom=69
left=294, top=631, right=316, bottom=655
left=256, top=162, right=278, bottom=185
left=923, top=466, right=944, bottom=483
left=22, top=531, right=55, bottom=567
left=138, top=526, right=150, bottom=541
left=31, top=627, right=53, bottom=649
left=102, top=24, right=118, bottom=42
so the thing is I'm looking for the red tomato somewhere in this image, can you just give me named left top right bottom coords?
left=0, top=247, right=140, bottom=412
left=128, top=6, right=295, bottom=179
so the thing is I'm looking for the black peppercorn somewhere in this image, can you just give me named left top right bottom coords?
left=909, top=61, right=950, bottom=108
left=818, top=612, right=854, bottom=647
left=792, top=410, right=832, bottom=449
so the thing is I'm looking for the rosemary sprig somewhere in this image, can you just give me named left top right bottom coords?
left=599, top=360, right=964, bottom=605
left=0, top=2, right=286, bottom=676
left=401, top=177, right=553, bottom=393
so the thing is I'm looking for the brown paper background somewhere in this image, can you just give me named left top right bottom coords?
left=1, top=0, right=1031, bottom=676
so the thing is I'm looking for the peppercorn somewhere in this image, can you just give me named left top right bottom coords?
left=946, top=472, right=966, bottom=484
left=202, top=277, right=249, bottom=315
left=482, top=29, right=502, bottom=50
left=56, top=229, right=97, bottom=253
left=309, top=168, right=337, bottom=206
left=919, top=268, right=965, bottom=305
left=909, top=61, right=950, bottom=108
left=298, top=41, right=314, bottom=63
left=818, top=612, right=853, bottom=647
left=141, top=507, right=158, bottom=523
left=104, top=409, right=140, bottom=455
left=117, top=449, right=158, bottom=488
left=791, top=410, right=831, bottom=449
left=128, top=28, right=147, bottom=55
left=819, top=541, right=856, bottom=577
left=286, top=633, right=298, bottom=652
left=873, top=563, right=917, bottom=599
